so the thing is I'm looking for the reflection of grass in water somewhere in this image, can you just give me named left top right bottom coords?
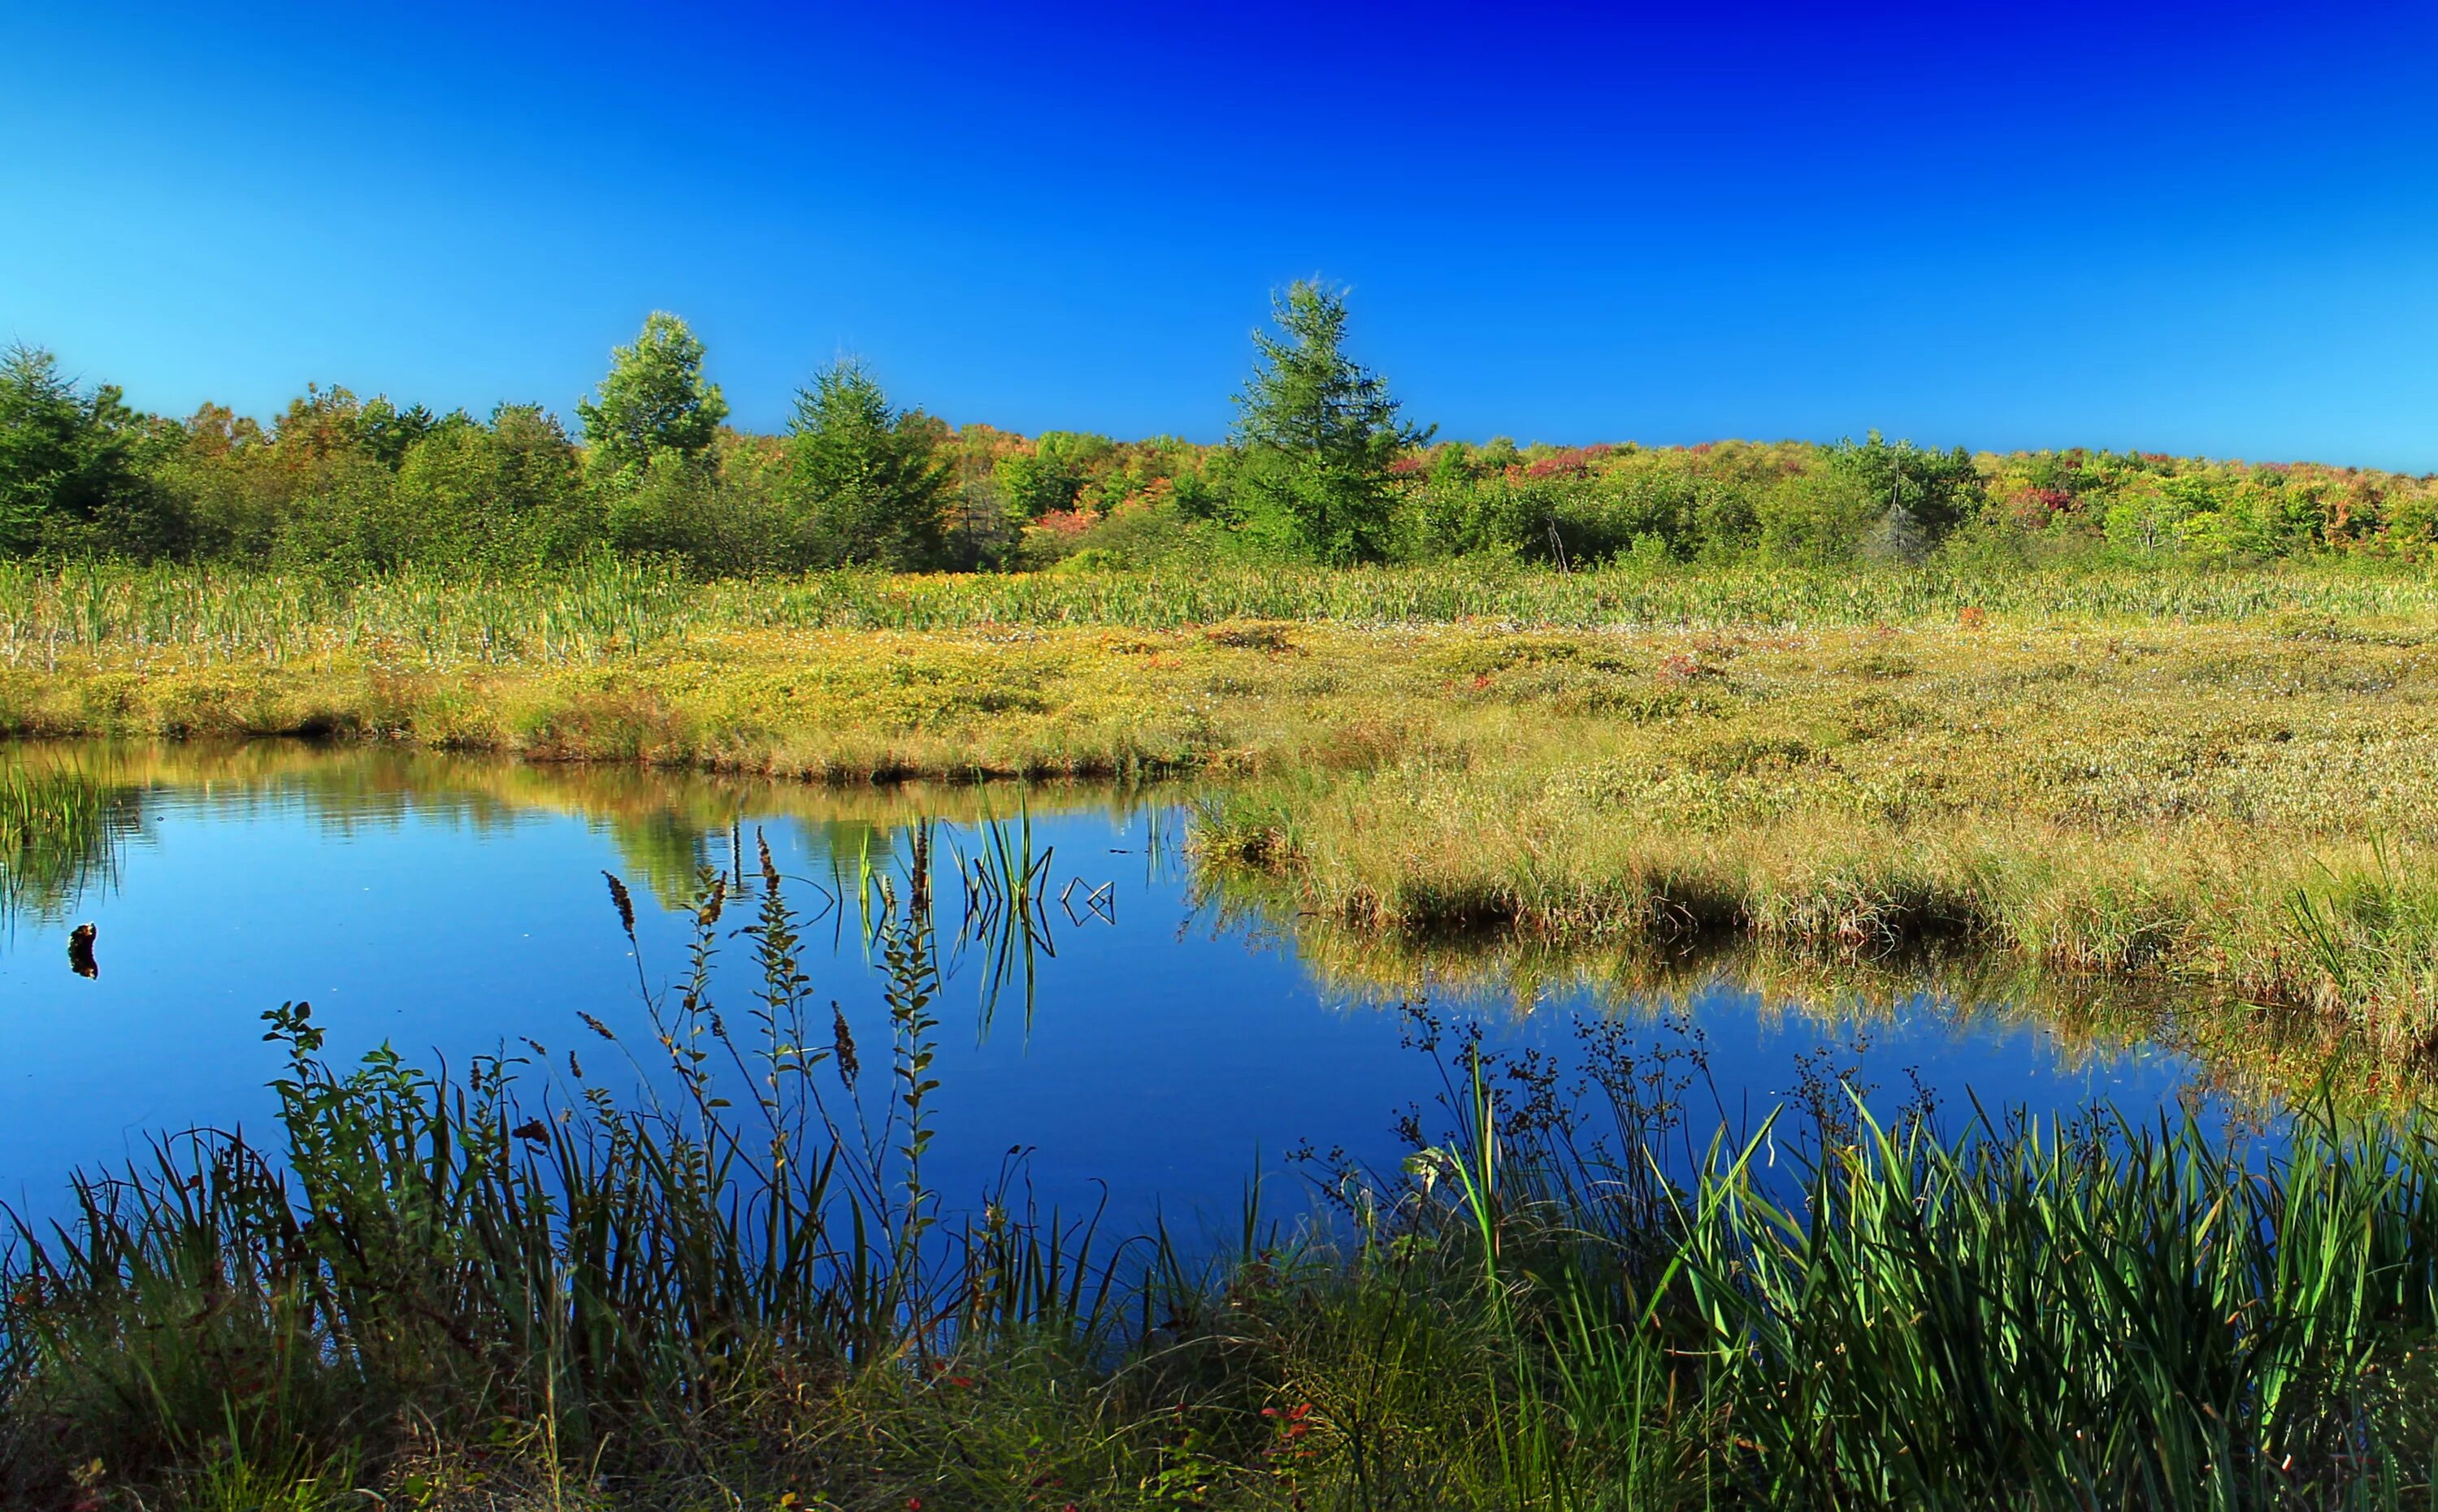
left=6, top=739, right=1167, bottom=912
left=11, top=738, right=2398, bottom=1113
left=16, top=740, right=1113, bottom=1038
left=0, top=756, right=129, bottom=930
left=7, top=831, right=2438, bottom=1507
left=1197, top=868, right=2425, bottom=1117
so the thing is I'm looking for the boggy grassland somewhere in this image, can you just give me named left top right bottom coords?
left=11, top=559, right=2438, bottom=1056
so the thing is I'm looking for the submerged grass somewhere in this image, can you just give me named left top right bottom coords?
left=5, top=833, right=2438, bottom=1509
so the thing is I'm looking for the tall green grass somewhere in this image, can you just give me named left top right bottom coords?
left=6, top=829, right=2437, bottom=1508
left=703, top=557, right=2438, bottom=634
left=0, top=558, right=701, bottom=668
left=10, top=557, right=2438, bottom=670
left=1302, top=1021, right=2438, bottom=1507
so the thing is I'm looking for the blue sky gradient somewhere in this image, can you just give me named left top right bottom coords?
left=5, top=2, right=2435, bottom=465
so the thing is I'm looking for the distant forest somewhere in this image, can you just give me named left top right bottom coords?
left=6, top=288, right=2432, bottom=577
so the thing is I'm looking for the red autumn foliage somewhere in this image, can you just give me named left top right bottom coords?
left=1523, top=444, right=1615, bottom=479
left=1032, top=509, right=1096, bottom=538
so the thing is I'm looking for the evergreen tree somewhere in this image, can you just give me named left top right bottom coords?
left=0, top=344, right=175, bottom=556
left=1828, top=431, right=1983, bottom=559
left=0, top=344, right=84, bottom=552
left=1228, top=281, right=1429, bottom=564
left=783, top=359, right=948, bottom=570
left=577, top=313, right=728, bottom=481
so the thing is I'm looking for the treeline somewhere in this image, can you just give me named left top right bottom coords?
left=7, top=284, right=2436, bottom=577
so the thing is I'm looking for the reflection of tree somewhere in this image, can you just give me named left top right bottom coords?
left=10, top=739, right=2374, bottom=1120
left=605, top=809, right=729, bottom=910
left=818, top=817, right=892, bottom=870
left=518, top=807, right=893, bottom=912
left=4, top=741, right=1152, bottom=929
left=78, top=744, right=1110, bottom=1042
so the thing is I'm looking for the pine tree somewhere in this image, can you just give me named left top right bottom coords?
left=783, top=359, right=948, bottom=570
left=1228, top=281, right=1429, bottom=564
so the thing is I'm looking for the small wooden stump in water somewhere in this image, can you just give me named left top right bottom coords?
left=67, top=922, right=97, bottom=979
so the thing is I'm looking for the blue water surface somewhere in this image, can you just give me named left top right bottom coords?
left=0, top=750, right=2223, bottom=1233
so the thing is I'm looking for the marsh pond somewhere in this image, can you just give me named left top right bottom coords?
left=0, top=744, right=2265, bottom=1231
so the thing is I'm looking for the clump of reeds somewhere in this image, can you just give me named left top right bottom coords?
left=0, top=757, right=124, bottom=929
left=1278, top=1016, right=2438, bottom=1508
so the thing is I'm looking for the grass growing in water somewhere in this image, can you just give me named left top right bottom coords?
left=0, top=757, right=124, bottom=930
left=5, top=830, right=2438, bottom=1508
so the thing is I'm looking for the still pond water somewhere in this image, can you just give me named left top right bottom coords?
left=1, top=746, right=2228, bottom=1228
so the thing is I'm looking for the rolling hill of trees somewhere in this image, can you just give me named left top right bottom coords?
left=7, top=286, right=2433, bottom=577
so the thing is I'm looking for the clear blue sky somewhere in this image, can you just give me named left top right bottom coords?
left=5, top=2, right=2435, bottom=466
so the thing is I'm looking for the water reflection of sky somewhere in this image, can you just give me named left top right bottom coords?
left=0, top=761, right=2219, bottom=1231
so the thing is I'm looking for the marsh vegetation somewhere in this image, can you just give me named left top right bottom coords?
left=7, top=819, right=2438, bottom=1510
left=10, top=561, right=2438, bottom=1059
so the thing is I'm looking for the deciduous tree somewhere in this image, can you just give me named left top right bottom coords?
left=577, top=313, right=728, bottom=482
